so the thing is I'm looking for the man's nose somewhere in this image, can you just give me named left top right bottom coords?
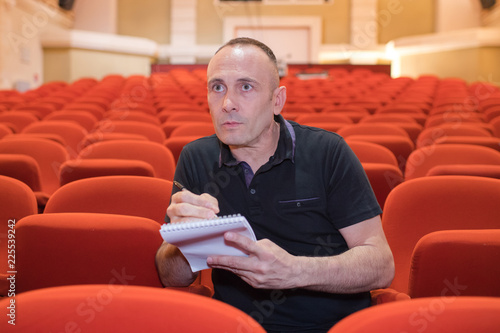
left=222, top=90, right=238, bottom=113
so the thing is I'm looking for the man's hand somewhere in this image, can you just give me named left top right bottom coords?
left=206, top=216, right=395, bottom=294
left=157, top=189, right=218, bottom=287
left=207, top=232, right=300, bottom=290
left=167, top=189, right=219, bottom=223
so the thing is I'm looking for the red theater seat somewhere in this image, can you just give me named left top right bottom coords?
left=78, top=140, right=175, bottom=181
left=361, top=163, right=403, bottom=209
left=405, top=144, right=500, bottom=180
left=22, top=120, right=88, bottom=155
left=409, top=229, right=500, bottom=298
left=0, top=176, right=37, bottom=296
left=0, top=154, right=42, bottom=191
left=59, top=159, right=155, bottom=186
left=169, top=122, right=216, bottom=138
left=426, top=164, right=500, bottom=179
left=95, top=120, right=166, bottom=143
left=0, top=137, right=69, bottom=196
left=380, top=176, right=500, bottom=294
left=328, top=297, right=500, bottom=333
left=345, top=140, right=398, bottom=167
left=164, top=136, right=200, bottom=163
left=45, top=176, right=172, bottom=224
left=0, top=285, right=265, bottom=332
left=13, top=213, right=166, bottom=292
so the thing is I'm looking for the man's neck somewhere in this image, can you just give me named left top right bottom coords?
left=230, top=120, right=280, bottom=173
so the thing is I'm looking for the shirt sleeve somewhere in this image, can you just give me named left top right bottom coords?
left=326, top=137, right=382, bottom=229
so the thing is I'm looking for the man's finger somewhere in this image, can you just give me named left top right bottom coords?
left=224, top=231, right=259, bottom=254
left=171, top=191, right=219, bottom=212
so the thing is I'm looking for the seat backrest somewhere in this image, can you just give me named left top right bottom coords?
left=0, top=123, right=13, bottom=139
left=417, top=124, right=492, bottom=148
left=426, top=163, right=500, bottom=179
left=0, top=111, right=39, bottom=132
left=345, top=140, right=398, bottom=167
left=104, top=110, right=161, bottom=125
left=96, top=120, right=166, bottom=143
left=300, top=122, right=345, bottom=133
left=165, top=112, right=212, bottom=123
left=13, top=104, right=55, bottom=118
left=346, top=135, right=414, bottom=172
left=358, top=121, right=422, bottom=143
left=80, top=132, right=149, bottom=149
left=328, top=297, right=500, bottom=333
left=74, top=96, right=111, bottom=110
left=22, top=120, right=88, bottom=156
left=78, top=140, right=175, bottom=181
left=433, top=135, right=500, bottom=152
left=382, top=176, right=500, bottom=293
left=0, top=154, right=42, bottom=191
left=0, top=176, right=37, bottom=296
left=0, top=175, right=37, bottom=219
left=409, top=229, right=500, bottom=298
left=484, top=105, right=500, bottom=121
left=169, top=122, right=216, bottom=138
left=44, top=110, right=98, bottom=131
left=63, top=103, right=105, bottom=120
left=14, top=213, right=164, bottom=293
left=489, top=115, right=500, bottom=137
left=337, top=123, right=410, bottom=138
left=0, top=138, right=69, bottom=194
left=164, top=136, right=200, bottom=164
left=45, top=176, right=172, bottom=224
left=294, top=113, right=354, bottom=124
left=361, top=163, right=403, bottom=209
left=424, top=113, right=486, bottom=128
left=0, top=284, right=266, bottom=332
left=405, top=144, right=500, bottom=180
left=360, top=114, right=418, bottom=124
left=59, top=159, right=155, bottom=186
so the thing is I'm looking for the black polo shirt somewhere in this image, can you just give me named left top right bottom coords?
left=168, top=115, right=381, bottom=332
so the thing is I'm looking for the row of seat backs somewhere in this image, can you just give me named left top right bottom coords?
left=2, top=286, right=497, bottom=332
left=2, top=174, right=499, bottom=300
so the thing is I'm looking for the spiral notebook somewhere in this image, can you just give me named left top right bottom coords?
left=159, top=214, right=256, bottom=272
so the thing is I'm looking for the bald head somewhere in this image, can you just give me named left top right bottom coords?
left=213, top=37, right=280, bottom=89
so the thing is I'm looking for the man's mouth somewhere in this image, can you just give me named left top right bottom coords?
left=222, top=120, right=242, bottom=128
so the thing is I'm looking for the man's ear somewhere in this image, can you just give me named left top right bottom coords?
left=273, top=86, right=287, bottom=116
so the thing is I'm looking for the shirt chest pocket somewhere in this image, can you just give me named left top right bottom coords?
left=278, top=197, right=322, bottom=214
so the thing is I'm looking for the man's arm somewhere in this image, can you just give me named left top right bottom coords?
left=155, top=241, right=199, bottom=287
left=296, top=215, right=394, bottom=293
left=206, top=215, right=395, bottom=294
left=155, top=189, right=220, bottom=287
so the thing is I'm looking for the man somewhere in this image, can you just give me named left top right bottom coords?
left=156, top=37, right=394, bottom=332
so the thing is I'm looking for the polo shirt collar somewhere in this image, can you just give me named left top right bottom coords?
left=218, top=114, right=296, bottom=168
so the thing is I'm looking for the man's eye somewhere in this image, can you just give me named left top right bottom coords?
left=212, top=84, right=224, bottom=92
left=242, top=84, right=252, bottom=91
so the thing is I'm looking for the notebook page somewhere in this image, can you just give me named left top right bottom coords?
left=160, top=215, right=256, bottom=272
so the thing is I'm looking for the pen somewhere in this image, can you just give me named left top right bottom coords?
left=173, top=180, right=185, bottom=191
left=174, top=180, right=218, bottom=218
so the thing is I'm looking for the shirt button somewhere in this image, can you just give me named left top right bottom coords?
left=296, top=202, right=301, bottom=207
left=250, top=189, right=256, bottom=195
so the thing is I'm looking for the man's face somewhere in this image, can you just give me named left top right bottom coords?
left=207, top=44, right=282, bottom=149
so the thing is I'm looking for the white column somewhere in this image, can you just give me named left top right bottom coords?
left=170, top=0, right=197, bottom=64
left=350, top=0, right=378, bottom=49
